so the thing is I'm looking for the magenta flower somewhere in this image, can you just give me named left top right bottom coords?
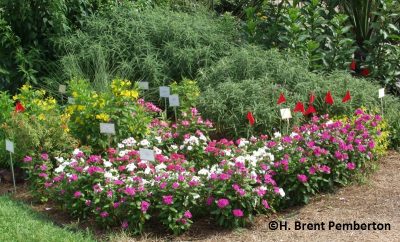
left=39, top=173, right=48, bottom=178
left=121, top=220, right=129, bottom=229
left=85, top=200, right=91, bottom=206
left=124, top=187, right=136, bottom=196
left=206, top=196, right=214, bottom=206
left=141, top=201, right=150, bottom=212
left=23, top=156, right=32, bottom=163
left=262, top=199, right=270, bottom=209
left=217, top=198, right=229, bottom=208
left=346, top=162, right=356, bottom=170
left=232, top=209, right=244, bottom=217
left=74, top=191, right=82, bottom=198
left=162, top=195, right=173, bottom=205
left=41, top=153, right=49, bottom=160
left=100, top=211, right=109, bottom=218
left=184, top=210, right=192, bottom=219
left=172, top=182, right=180, bottom=189
left=297, top=174, right=308, bottom=183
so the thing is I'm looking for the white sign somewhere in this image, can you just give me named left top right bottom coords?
left=68, top=97, right=75, bottom=104
left=100, top=123, right=115, bottom=134
left=5, top=139, right=14, bottom=153
left=59, top=85, right=67, bottom=94
left=138, top=82, right=149, bottom=90
left=139, top=148, right=155, bottom=161
left=379, top=88, right=385, bottom=98
left=280, top=108, right=292, bottom=120
left=169, top=95, right=180, bottom=107
left=159, top=86, right=170, bottom=98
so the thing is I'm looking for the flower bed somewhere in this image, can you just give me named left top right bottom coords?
left=23, top=108, right=383, bottom=234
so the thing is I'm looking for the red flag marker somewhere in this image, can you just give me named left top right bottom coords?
left=349, top=59, right=356, bottom=71
left=304, top=105, right=316, bottom=115
left=360, top=68, right=370, bottom=76
left=309, top=93, right=315, bottom=104
left=325, top=91, right=334, bottom=105
left=293, top=101, right=305, bottom=113
left=277, top=93, right=286, bottom=105
left=342, top=90, right=351, bottom=103
left=15, top=102, right=25, bottom=113
left=247, top=111, right=255, bottom=126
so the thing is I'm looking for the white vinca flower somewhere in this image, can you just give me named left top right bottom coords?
left=237, top=138, right=249, bottom=148
left=126, top=163, right=137, bottom=172
left=274, top=132, right=282, bottom=138
left=73, top=148, right=82, bottom=156
left=155, top=163, right=167, bottom=172
left=187, top=146, right=193, bottom=151
left=279, top=188, right=285, bottom=197
left=198, top=168, right=210, bottom=176
left=54, top=165, right=65, bottom=173
left=140, top=139, right=150, bottom=147
left=103, top=160, right=112, bottom=168
left=171, top=145, right=178, bottom=150
left=118, top=143, right=125, bottom=149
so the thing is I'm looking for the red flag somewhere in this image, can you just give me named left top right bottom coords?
left=325, top=91, right=334, bottom=105
left=309, top=93, right=315, bottom=104
left=304, top=105, right=316, bottom=115
left=247, top=111, right=255, bottom=126
left=349, top=59, right=356, bottom=71
left=342, top=90, right=351, bottom=103
left=15, top=101, right=25, bottom=113
left=293, top=101, right=305, bottom=113
left=360, top=68, right=369, bottom=76
left=277, top=93, right=286, bottom=105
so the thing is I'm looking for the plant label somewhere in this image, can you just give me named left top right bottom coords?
left=5, top=139, right=14, bottom=153
left=378, top=88, right=385, bottom=98
left=280, top=108, right=292, bottom=120
left=159, top=86, right=170, bottom=98
left=59, top=84, right=67, bottom=94
left=100, top=123, right=115, bottom=135
left=139, top=148, right=155, bottom=161
left=68, top=97, right=75, bottom=104
left=169, top=95, right=180, bottom=107
left=138, top=82, right=149, bottom=90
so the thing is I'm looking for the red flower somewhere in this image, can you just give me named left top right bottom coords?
left=349, top=59, right=356, bottom=71
left=304, top=105, right=316, bottom=115
left=293, top=101, right=305, bottom=113
left=342, top=90, right=351, bottom=103
left=309, top=93, right=315, bottom=104
left=360, top=68, right=370, bottom=76
left=246, top=111, right=255, bottom=126
left=15, top=102, right=25, bottom=113
left=277, top=93, right=286, bottom=105
left=325, top=91, right=334, bottom=105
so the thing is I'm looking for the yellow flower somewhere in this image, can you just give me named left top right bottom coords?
left=38, top=113, right=46, bottom=121
left=96, top=113, right=110, bottom=122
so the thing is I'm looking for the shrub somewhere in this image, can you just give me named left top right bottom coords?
left=197, top=47, right=400, bottom=146
left=55, top=6, right=240, bottom=91
left=66, top=79, right=160, bottom=151
left=0, top=85, right=77, bottom=168
left=23, top=105, right=383, bottom=234
left=170, top=79, right=201, bottom=114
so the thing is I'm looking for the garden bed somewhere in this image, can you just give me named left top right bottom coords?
left=1, top=151, right=398, bottom=241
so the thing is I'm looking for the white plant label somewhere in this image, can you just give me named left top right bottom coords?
left=5, top=139, right=14, bottom=153
left=169, top=95, right=180, bottom=107
left=159, top=86, right=170, bottom=98
left=100, top=123, right=115, bottom=135
left=138, top=82, right=149, bottom=90
left=68, top=97, right=75, bottom=104
left=378, top=88, right=385, bottom=98
left=139, top=148, right=155, bottom=161
left=59, top=84, right=67, bottom=94
left=280, top=108, right=292, bottom=120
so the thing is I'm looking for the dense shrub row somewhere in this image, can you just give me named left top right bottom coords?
left=23, top=107, right=383, bottom=234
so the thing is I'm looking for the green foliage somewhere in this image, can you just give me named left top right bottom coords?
left=198, top=46, right=400, bottom=142
left=170, top=79, right=201, bottom=113
left=55, top=6, right=240, bottom=91
left=66, top=79, right=156, bottom=151
left=0, top=85, right=77, bottom=168
left=245, top=0, right=356, bottom=72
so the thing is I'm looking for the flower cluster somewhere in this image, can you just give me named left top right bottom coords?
left=25, top=109, right=383, bottom=234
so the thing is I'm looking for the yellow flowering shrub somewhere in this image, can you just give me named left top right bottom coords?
left=67, top=79, right=156, bottom=150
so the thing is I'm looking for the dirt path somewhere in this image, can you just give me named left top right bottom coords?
left=176, top=151, right=400, bottom=242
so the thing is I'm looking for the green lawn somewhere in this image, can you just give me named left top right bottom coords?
left=0, top=195, right=95, bottom=242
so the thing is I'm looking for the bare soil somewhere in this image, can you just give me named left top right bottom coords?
left=1, top=151, right=399, bottom=242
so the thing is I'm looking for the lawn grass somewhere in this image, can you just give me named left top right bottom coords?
left=0, top=195, right=95, bottom=242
